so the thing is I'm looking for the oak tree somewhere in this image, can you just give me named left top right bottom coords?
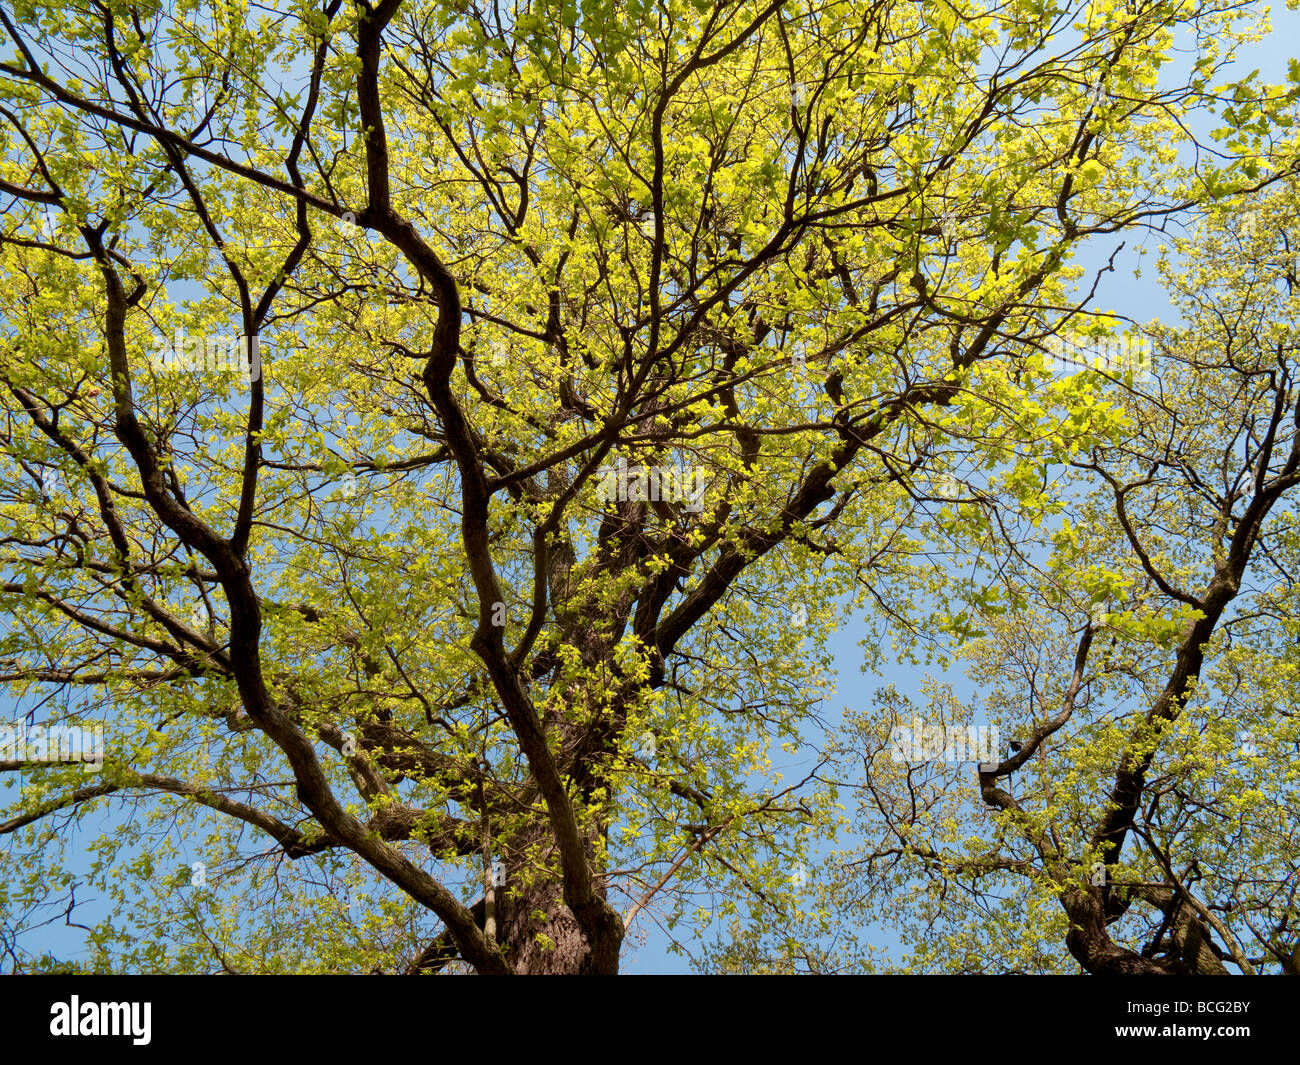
left=0, top=0, right=1289, bottom=973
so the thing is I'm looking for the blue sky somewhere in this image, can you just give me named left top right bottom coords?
left=624, top=2, right=1300, bottom=972
left=4, top=1, right=1298, bottom=974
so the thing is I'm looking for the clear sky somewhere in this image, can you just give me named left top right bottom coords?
left=4, top=0, right=1298, bottom=975
left=624, top=2, right=1300, bottom=973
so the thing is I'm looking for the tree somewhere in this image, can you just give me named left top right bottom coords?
left=705, top=170, right=1300, bottom=975
left=0, top=0, right=1288, bottom=974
